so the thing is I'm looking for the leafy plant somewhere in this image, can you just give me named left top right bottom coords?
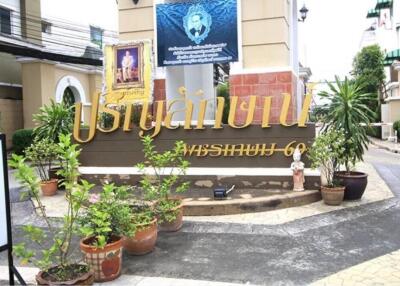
left=217, top=83, right=230, bottom=124
left=78, top=184, right=136, bottom=248
left=308, top=130, right=346, bottom=187
left=33, top=100, right=74, bottom=143
left=10, top=134, right=94, bottom=280
left=137, top=136, right=190, bottom=223
left=394, top=120, right=400, bottom=139
left=352, top=45, right=386, bottom=102
left=25, top=138, right=59, bottom=182
left=315, top=76, right=377, bottom=172
left=12, top=129, right=34, bottom=155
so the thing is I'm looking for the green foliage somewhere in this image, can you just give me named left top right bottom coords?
left=9, top=134, right=93, bottom=279
left=33, top=100, right=74, bottom=143
left=308, top=130, right=346, bottom=187
left=217, top=83, right=230, bottom=124
left=315, top=76, right=377, bottom=171
left=25, top=138, right=59, bottom=182
left=99, top=112, right=114, bottom=129
left=137, top=136, right=190, bottom=223
left=353, top=44, right=386, bottom=95
left=12, top=129, right=34, bottom=155
left=352, top=44, right=386, bottom=117
left=394, top=120, right=400, bottom=139
left=78, top=184, right=136, bottom=248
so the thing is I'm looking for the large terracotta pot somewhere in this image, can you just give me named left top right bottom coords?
left=158, top=199, right=184, bottom=232
left=321, top=186, right=345, bottom=206
left=80, top=236, right=123, bottom=282
left=40, top=179, right=58, bottom=196
left=48, top=167, right=65, bottom=190
left=36, top=265, right=94, bottom=285
left=123, top=218, right=158, bottom=255
left=335, top=171, right=368, bottom=201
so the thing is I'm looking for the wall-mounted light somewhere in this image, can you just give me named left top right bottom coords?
left=299, top=4, right=309, bottom=22
left=132, top=0, right=140, bottom=4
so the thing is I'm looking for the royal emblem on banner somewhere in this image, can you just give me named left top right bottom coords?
left=183, top=4, right=212, bottom=45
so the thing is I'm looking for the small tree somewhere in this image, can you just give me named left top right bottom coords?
left=137, top=136, right=190, bottom=223
left=352, top=44, right=386, bottom=118
left=308, top=130, right=346, bottom=187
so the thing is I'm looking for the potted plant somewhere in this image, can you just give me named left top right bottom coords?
left=25, top=138, right=59, bottom=196
left=10, top=134, right=95, bottom=285
left=33, top=100, right=74, bottom=187
left=308, top=129, right=347, bottom=205
left=122, top=203, right=158, bottom=255
left=316, top=76, right=376, bottom=200
left=78, top=184, right=135, bottom=282
left=137, top=136, right=190, bottom=232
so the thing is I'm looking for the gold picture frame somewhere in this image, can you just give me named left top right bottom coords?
left=112, top=43, right=144, bottom=89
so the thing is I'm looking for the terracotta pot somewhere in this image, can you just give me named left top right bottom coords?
left=48, top=167, right=65, bottom=190
left=40, top=179, right=58, bottom=196
left=123, top=218, right=158, bottom=255
left=80, top=236, right=123, bottom=282
left=335, top=171, right=368, bottom=201
left=321, top=186, right=345, bottom=206
left=36, top=265, right=94, bottom=285
left=158, top=199, right=184, bottom=232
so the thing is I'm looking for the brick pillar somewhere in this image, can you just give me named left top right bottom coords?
left=229, top=71, right=297, bottom=124
left=152, top=79, right=166, bottom=116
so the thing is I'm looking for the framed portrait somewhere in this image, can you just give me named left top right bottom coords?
left=112, top=43, right=144, bottom=89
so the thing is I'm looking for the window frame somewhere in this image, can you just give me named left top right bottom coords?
left=0, top=6, right=12, bottom=36
left=90, top=25, right=103, bottom=48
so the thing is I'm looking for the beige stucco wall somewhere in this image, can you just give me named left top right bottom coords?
left=0, top=53, right=22, bottom=85
left=118, top=0, right=292, bottom=69
left=21, top=61, right=102, bottom=128
left=388, top=100, right=400, bottom=123
left=0, top=99, right=23, bottom=147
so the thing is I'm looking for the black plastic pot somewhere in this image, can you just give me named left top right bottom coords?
left=334, top=171, right=368, bottom=201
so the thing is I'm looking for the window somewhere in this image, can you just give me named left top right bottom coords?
left=90, top=26, right=103, bottom=48
left=41, top=21, right=52, bottom=34
left=0, top=7, right=11, bottom=35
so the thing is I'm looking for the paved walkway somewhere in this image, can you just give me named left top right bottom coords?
left=2, top=145, right=400, bottom=286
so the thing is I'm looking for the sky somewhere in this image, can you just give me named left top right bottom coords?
left=299, top=0, right=377, bottom=82
left=40, top=0, right=377, bottom=83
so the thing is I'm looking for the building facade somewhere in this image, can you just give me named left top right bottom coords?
left=0, top=0, right=117, bottom=146
left=118, top=0, right=307, bottom=123
left=361, top=0, right=400, bottom=138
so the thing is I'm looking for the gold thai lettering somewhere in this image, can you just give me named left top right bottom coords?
left=72, top=90, right=314, bottom=144
left=139, top=101, right=164, bottom=138
left=228, top=96, right=257, bottom=129
left=73, top=92, right=100, bottom=143
left=183, top=142, right=307, bottom=158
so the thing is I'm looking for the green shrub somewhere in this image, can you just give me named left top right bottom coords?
left=367, top=126, right=382, bottom=139
left=12, top=129, right=34, bottom=155
left=217, top=83, right=230, bottom=124
left=394, top=120, right=400, bottom=139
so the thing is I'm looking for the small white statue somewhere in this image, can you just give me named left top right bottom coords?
left=291, top=147, right=305, bottom=192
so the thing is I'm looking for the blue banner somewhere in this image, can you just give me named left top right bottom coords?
left=156, top=0, right=238, bottom=67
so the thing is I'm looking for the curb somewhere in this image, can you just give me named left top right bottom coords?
left=369, top=138, right=400, bottom=154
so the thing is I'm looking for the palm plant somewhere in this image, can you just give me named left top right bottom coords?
left=315, top=76, right=377, bottom=172
left=33, top=100, right=74, bottom=142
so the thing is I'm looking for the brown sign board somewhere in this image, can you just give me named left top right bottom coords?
left=77, top=124, right=315, bottom=168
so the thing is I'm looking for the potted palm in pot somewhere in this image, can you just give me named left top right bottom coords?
left=78, top=184, right=135, bottom=282
left=308, top=129, right=347, bottom=205
left=137, top=136, right=190, bottom=232
left=316, top=76, right=376, bottom=200
left=25, top=138, right=59, bottom=196
left=33, top=100, right=74, bottom=189
left=10, top=134, right=95, bottom=285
